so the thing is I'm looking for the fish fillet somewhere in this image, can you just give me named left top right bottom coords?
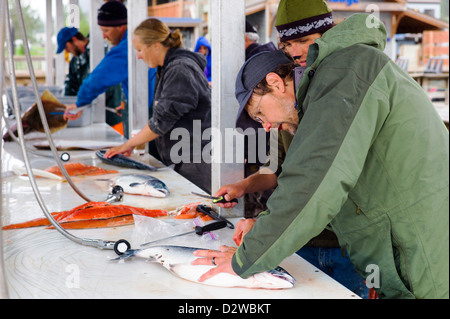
left=50, top=215, right=136, bottom=229
left=2, top=202, right=167, bottom=230
left=45, top=163, right=118, bottom=177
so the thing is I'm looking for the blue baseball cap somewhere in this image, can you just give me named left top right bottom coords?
left=56, top=27, right=79, bottom=54
left=235, top=50, right=293, bottom=133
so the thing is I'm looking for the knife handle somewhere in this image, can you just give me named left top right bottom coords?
left=195, top=221, right=227, bottom=235
left=213, top=196, right=239, bottom=204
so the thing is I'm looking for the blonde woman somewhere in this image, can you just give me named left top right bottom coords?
left=105, top=18, right=211, bottom=192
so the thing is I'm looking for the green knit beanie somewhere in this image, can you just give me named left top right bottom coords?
left=276, top=0, right=333, bottom=42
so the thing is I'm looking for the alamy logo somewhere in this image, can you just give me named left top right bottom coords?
left=169, top=120, right=278, bottom=174
left=65, top=264, right=80, bottom=289
left=365, top=4, right=381, bottom=29
left=365, top=264, right=380, bottom=289
left=66, top=4, right=80, bottom=29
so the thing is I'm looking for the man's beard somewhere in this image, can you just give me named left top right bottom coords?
left=281, top=122, right=298, bottom=136
left=73, top=46, right=83, bottom=56
left=280, top=103, right=299, bottom=136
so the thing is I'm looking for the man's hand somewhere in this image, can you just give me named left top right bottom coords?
left=232, top=218, right=256, bottom=246
left=214, top=181, right=247, bottom=208
left=63, top=103, right=83, bottom=121
left=192, top=246, right=237, bottom=282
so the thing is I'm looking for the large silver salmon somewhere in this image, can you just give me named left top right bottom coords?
left=110, top=174, right=170, bottom=198
left=112, top=245, right=295, bottom=289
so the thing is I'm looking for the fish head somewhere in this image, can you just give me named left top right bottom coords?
left=251, top=267, right=296, bottom=289
left=144, top=180, right=170, bottom=198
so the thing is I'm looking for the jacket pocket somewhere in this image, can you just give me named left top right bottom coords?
left=390, top=226, right=413, bottom=294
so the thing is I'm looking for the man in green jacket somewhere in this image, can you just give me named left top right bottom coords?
left=193, top=0, right=449, bottom=299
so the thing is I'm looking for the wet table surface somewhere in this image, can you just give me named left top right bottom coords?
left=1, top=123, right=360, bottom=299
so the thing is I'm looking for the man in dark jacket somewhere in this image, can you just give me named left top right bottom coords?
left=243, top=20, right=278, bottom=218
left=245, top=20, right=277, bottom=61
left=56, top=27, right=90, bottom=96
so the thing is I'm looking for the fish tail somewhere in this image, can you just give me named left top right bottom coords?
left=109, top=249, right=139, bottom=261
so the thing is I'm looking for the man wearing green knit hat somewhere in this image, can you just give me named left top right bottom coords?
left=276, top=0, right=333, bottom=67
left=276, top=0, right=333, bottom=42
left=193, top=0, right=449, bottom=299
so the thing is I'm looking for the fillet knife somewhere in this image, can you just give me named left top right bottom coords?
left=191, top=192, right=238, bottom=204
left=140, top=220, right=227, bottom=247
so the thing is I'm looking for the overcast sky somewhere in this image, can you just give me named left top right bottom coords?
left=28, top=0, right=90, bottom=21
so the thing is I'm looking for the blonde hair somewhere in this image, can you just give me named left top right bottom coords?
left=134, top=18, right=183, bottom=48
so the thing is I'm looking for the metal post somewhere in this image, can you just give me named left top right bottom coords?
left=45, top=0, right=54, bottom=86
left=55, top=0, right=65, bottom=87
left=127, top=0, right=149, bottom=140
left=89, top=0, right=105, bottom=123
left=0, top=0, right=10, bottom=300
left=210, top=0, right=245, bottom=217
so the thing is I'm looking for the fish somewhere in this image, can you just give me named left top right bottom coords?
left=110, top=174, right=170, bottom=198
left=44, top=163, right=119, bottom=177
left=2, top=201, right=167, bottom=230
left=111, top=245, right=296, bottom=289
left=3, top=90, right=68, bottom=142
left=96, top=150, right=159, bottom=171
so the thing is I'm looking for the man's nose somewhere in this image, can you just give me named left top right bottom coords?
left=262, top=122, right=272, bottom=132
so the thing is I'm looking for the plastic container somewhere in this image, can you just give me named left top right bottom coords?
left=37, top=86, right=64, bottom=97
left=12, top=86, right=64, bottom=112
left=6, top=87, right=34, bottom=114
left=67, top=106, right=93, bottom=127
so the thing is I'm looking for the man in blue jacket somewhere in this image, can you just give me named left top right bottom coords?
left=66, top=1, right=156, bottom=138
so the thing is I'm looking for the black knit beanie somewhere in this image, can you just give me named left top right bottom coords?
left=97, top=1, right=127, bottom=27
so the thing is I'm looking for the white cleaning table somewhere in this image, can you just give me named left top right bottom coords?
left=1, top=123, right=360, bottom=299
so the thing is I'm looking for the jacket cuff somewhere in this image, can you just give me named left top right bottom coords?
left=231, top=245, right=254, bottom=279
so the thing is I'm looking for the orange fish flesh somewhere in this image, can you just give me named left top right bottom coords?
left=44, top=163, right=118, bottom=177
left=2, top=202, right=167, bottom=230
left=55, top=215, right=136, bottom=229
left=173, top=202, right=214, bottom=221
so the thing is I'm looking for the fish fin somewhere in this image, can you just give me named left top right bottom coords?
left=41, top=89, right=64, bottom=107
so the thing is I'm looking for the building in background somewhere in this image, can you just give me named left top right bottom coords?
left=407, top=0, right=442, bottom=19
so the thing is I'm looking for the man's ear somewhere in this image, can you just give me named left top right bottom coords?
left=265, top=72, right=286, bottom=93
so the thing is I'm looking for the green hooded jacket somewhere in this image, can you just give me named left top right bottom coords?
left=232, top=14, right=449, bottom=299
